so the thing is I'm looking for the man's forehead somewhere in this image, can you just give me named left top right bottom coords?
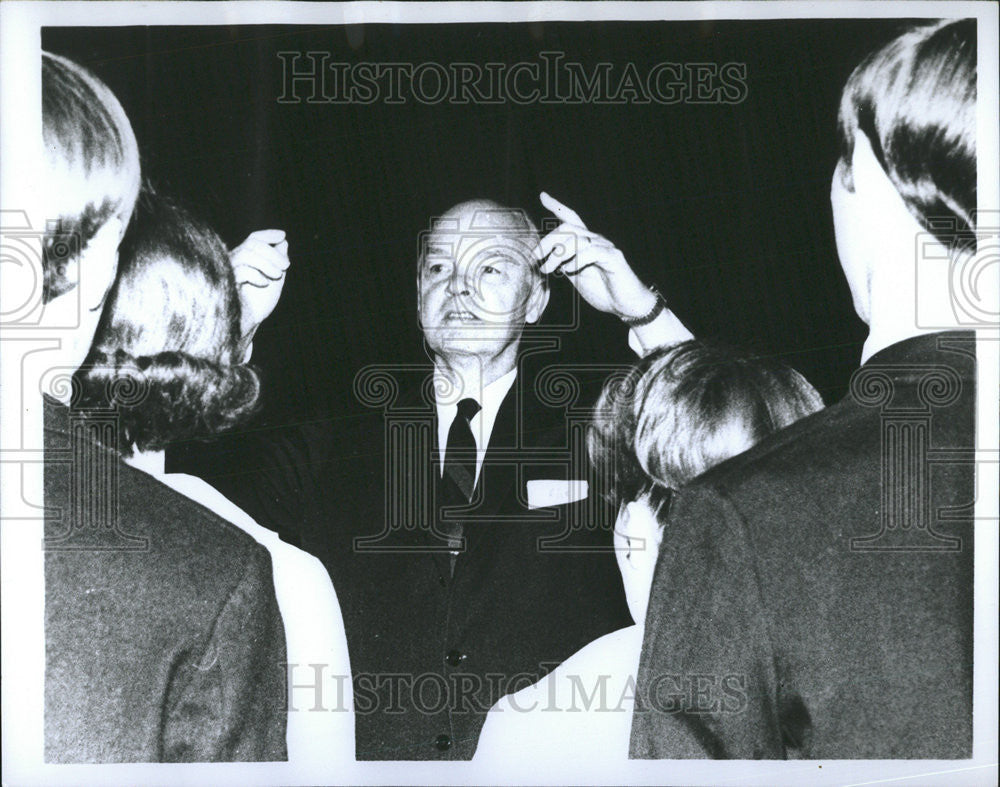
left=425, top=203, right=538, bottom=260
left=436, top=201, right=530, bottom=231
left=423, top=231, right=537, bottom=270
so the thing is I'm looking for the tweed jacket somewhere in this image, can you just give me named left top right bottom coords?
left=45, top=397, right=288, bottom=762
left=630, top=332, right=976, bottom=759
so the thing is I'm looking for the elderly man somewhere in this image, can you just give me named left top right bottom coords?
left=198, top=194, right=693, bottom=759
left=631, top=18, right=978, bottom=759
left=40, top=52, right=288, bottom=762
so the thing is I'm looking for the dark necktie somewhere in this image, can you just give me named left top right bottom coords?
left=443, top=397, right=481, bottom=502
left=440, top=397, right=480, bottom=572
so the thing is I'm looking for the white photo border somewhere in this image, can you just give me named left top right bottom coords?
left=2, top=2, right=996, bottom=785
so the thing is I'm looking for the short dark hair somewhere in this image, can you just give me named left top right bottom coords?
left=836, top=19, right=976, bottom=251
left=41, top=52, right=141, bottom=303
left=588, top=341, right=824, bottom=509
left=74, top=191, right=259, bottom=454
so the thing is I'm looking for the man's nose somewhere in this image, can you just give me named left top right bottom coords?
left=446, top=267, right=471, bottom=296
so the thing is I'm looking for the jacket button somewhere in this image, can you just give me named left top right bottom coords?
left=435, top=734, right=452, bottom=751
left=445, top=649, right=465, bottom=667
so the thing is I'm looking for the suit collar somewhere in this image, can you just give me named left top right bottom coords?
left=43, top=395, right=71, bottom=435
left=862, top=330, right=975, bottom=368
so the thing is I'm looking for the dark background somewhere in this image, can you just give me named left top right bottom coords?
left=44, top=19, right=911, bottom=436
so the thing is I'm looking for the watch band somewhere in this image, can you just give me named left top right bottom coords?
left=623, top=286, right=666, bottom=328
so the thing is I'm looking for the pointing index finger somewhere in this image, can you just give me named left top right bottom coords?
left=540, top=191, right=587, bottom=230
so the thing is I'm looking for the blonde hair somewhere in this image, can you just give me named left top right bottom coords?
left=589, top=341, right=824, bottom=506
left=42, top=52, right=141, bottom=302
left=836, top=19, right=976, bottom=251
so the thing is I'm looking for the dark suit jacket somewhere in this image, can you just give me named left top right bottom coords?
left=44, top=397, right=288, bottom=762
left=630, top=332, right=975, bottom=759
left=174, top=362, right=632, bottom=760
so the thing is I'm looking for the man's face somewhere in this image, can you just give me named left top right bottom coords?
left=418, top=205, right=546, bottom=363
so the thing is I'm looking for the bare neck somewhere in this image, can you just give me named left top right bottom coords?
left=123, top=447, right=166, bottom=478
left=860, top=243, right=958, bottom=365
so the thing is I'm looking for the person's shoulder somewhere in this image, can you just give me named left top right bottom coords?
left=696, top=398, right=843, bottom=488
left=478, top=626, right=639, bottom=766
left=520, top=364, right=603, bottom=419
left=551, top=624, right=643, bottom=684
left=117, top=461, right=270, bottom=576
left=661, top=396, right=858, bottom=546
left=499, top=625, right=640, bottom=712
left=45, top=461, right=278, bottom=650
left=165, top=472, right=279, bottom=544
left=689, top=330, right=978, bottom=505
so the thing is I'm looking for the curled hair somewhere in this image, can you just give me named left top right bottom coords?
left=42, top=52, right=141, bottom=302
left=74, top=191, right=260, bottom=454
left=78, top=349, right=260, bottom=455
left=588, top=341, right=824, bottom=508
left=837, top=19, right=976, bottom=250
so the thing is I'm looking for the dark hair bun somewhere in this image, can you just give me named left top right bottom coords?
left=74, top=348, right=260, bottom=455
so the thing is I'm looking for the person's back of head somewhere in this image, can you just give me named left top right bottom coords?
left=75, top=191, right=259, bottom=455
left=831, top=18, right=978, bottom=353
left=41, top=52, right=141, bottom=303
left=590, top=340, right=825, bottom=510
left=39, top=52, right=142, bottom=379
left=836, top=19, right=976, bottom=254
left=589, top=341, right=824, bottom=624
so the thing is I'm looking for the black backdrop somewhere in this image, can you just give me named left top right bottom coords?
left=44, top=19, right=911, bottom=433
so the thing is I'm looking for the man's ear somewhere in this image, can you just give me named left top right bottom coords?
left=851, top=132, right=929, bottom=272
left=623, top=498, right=662, bottom=569
left=524, top=277, right=550, bottom=325
left=415, top=260, right=424, bottom=324
left=851, top=133, right=910, bottom=218
left=76, top=217, right=123, bottom=311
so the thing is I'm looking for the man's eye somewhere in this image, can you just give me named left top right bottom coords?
left=426, top=263, right=446, bottom=274
left=480, top=258, right=510, bottom=275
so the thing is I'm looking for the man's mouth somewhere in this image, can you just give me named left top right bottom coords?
left=443, top=310, right=481, bottom=323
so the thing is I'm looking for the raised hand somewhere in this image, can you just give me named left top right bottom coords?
left=230, top=229, right=290, bottom=347
left=535, top=192, right=658, bottom=321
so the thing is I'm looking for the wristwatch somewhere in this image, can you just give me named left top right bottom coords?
left=623, top=286, right=666, bottom=327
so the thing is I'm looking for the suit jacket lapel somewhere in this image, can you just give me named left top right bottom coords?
left=417, top=371, right=566, bottom=567
left=463, top=379, right=541, bottom=558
